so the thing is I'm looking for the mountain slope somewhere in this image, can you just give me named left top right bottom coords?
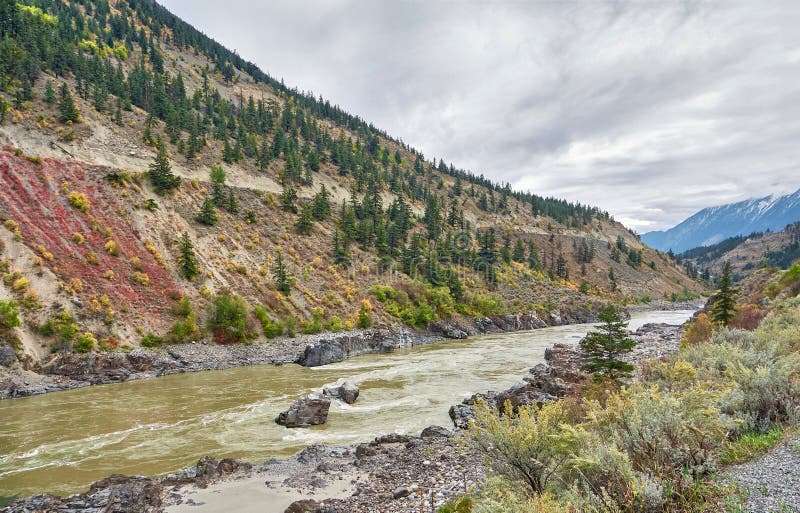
left=643, top=189, right=800, bottom=253
left=678, top=222, right=800, bottom=280
left=0, top=0, right=703, bottom=365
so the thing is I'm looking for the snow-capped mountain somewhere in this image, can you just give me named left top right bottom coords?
left=642, top=188, right=800, bottom=253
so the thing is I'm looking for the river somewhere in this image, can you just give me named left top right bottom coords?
left=0, top=310, right=694, bottom=501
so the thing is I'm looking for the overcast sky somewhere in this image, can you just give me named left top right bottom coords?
left=160, top=1, right=800, bottom=232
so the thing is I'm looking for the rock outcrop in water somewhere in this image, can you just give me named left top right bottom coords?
left=323, top=381, right=360, bottom=404
left=276, top=394, right=332, bottom=428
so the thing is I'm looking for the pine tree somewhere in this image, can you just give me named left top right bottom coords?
left=196, top=195, right=218, bottom=225
left=178, top=232, right=199, bottom=280
left=556, top=253, right=568, bottom=279
left=209, top=164, right=226, bottom=205
left=527, top=241, right=541, bottom=271
left=312, top=184, right=332, bottom=220
left=280, top=184, right=297, bottom=213
left=295, top=203, right=314, bottom=235
left=508, top=239, right=524, bottom=263
left=580, top=305, right=635, bottom=383
left=423, top=194, right=442, bottom=240
left=332, top=230, right=350, bottom=266
left=711, top=262, right=738, bottom=326
left=44, top=80, right=56, bottom=104
left=148, top=142, right=180, bottom=193
left=226, top=189, right=238, bottom=214
left=273, top=251, right=292, bottom=295
left=58, top=84, right=80, bottom=123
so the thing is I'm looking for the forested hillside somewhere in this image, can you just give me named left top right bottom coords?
left=0, top=0, right=703, bottom=361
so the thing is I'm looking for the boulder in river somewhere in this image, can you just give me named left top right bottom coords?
left=322, top=381, right=359, bottom=404
left=276, top=394, right=331, bottom=428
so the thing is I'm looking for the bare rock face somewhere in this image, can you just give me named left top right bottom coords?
left=276, top=394, right=332, bottom=428
left=322, top=381, right=360, bottom=404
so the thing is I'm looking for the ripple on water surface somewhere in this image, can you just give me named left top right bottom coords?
left=0, top=309, right=695, bottom=498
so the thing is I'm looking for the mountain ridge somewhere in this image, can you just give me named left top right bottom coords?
left=643, top=187, right=800, bottom=253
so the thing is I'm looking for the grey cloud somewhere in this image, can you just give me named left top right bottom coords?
left=160, top=0, right=800, bottom=231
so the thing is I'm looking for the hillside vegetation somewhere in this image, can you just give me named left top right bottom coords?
left=0, top=0, right=702, bottom=362
left=442, top=252, right=800, bottom=513
left=678, top=222, right=800, bottom=282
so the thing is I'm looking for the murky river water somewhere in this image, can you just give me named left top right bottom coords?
left=0, top=310, right=693, bottom=500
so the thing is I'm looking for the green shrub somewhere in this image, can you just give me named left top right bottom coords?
left=0, top=300, right=20, bottom=331
left=73, top=332, right=96, bottom=353
left=207, top=293, right=256, bottom=344
left=140, top=332, right=163, bottom=348
left=302, top=307, right=324, bottom=334
left=470, top=399, right=576, bottom=495
left=587, top=385, right=725, bottom=482
left=283, top=316, right=297, bottom=338
left=327, top=316, right=343, bottom=332
left=169, top=300, right=199, bottom=343
left=357, top=302, right=372, bottom=329
left=39, top=311, right=79, bottom=350
left=253, top=305, right=283, bottom=338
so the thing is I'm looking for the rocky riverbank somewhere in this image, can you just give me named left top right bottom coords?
left=4, top=321, right=686, bottom=513
left=0, top=307, right=601, bottom=399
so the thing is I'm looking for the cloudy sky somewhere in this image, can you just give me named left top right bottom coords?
left=160, top=1, right=800, bottom=232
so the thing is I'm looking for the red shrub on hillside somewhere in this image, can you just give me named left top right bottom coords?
left=0, top=151, right=179, bottom=326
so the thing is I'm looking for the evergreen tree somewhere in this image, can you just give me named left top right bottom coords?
left=500, top=236, right=512, bottom=264
left=423, top=194, right=442, bottom=240
left=210, top=164, right=226, bottom=205
left=44, top=80, right=56, bottom=104
left=312, top=184, right=332, bottom=220
left=527, top=241, right=541, bottom=271
left=280, top=184, right=297, bottom=213
left=295, top=203, right=314, bottom=235
left=225, top=189, right=238, bottom=214
left=196, top=195, right=218, bottom=225
left=148, top=141, right=180, bottom=193
left=711, top=262, right=738, bottom=326
left=58, top=84, right=80, bottom=123
left=579, top=305, right=635, bottom=383
left=332, top=230, right=350, bottom=266
left=272, top=251, right=292, bottom=295
left=178, top=231, right=199, bottom=280
left=512, top=239, right=526, bottom=263
left=556, top=253, right=568, bottom=279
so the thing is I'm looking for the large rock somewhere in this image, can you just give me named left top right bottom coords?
left=322, top=381, right=359, bottom=404
left=285, top=499, right=323, bottom=513
left=449, top=403, right=477, bottom=430
left=494, top=381, right=558, bottom=412
left=0, top=345, right=18, bottom=367
left=276, top=394, right=331, bottom=428
left=6, top=475, right=163, bottom=513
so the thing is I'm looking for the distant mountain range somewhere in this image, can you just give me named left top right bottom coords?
left=642, top=188, right=800, bottom=253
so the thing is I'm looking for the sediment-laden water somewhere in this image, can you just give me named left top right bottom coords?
left=0, top=310, right=693, bottom=499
